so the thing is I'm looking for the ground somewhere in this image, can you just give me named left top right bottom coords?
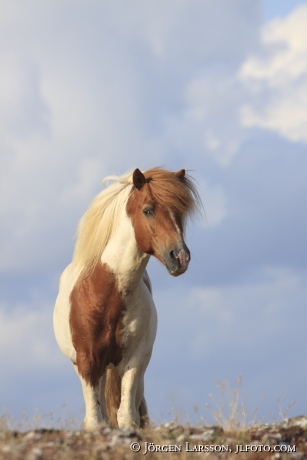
left=0, top=416, right=306, bottom=459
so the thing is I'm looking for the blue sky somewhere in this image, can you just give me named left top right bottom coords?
left=0, top=0, right=306, bottom=428
left=264, top=0, right=306, bottom=19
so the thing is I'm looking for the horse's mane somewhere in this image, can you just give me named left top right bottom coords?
left=72, top=167, right=202, bottom=277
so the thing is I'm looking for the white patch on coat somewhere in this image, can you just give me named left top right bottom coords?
left=53, top=263, right=82, bottom=363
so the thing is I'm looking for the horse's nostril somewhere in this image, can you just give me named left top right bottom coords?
left=169, top=250, right=176, bottom=260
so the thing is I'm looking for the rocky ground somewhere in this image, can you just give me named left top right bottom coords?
left=0, top=416, right=306, bottom=459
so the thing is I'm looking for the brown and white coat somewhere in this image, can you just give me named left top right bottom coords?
left=53, top=168, right=201, bottom=430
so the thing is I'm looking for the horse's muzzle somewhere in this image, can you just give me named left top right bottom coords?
left=164, top=245, right=190, bottom=276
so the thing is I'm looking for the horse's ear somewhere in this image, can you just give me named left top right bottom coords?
left=174, top=169, right=185, bottom=181
left=133, top=168, right=146, bottom=190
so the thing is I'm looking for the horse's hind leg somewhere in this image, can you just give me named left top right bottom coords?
left=98, top=372, right=108, bottom=422
left=139, top=397, right=149, bottom=428
left=73, top=364, right=103, bottom=430
left=104, top=367, right=121, bottom=427
left=135, top=376, right=149, bottom=428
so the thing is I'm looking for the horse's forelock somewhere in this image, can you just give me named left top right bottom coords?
left=142, top=168, right=202, bottom=223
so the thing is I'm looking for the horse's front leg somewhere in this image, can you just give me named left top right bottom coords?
left=73, top=364, right=105, bottom=430
left=117, top=366, right=143, bottom=429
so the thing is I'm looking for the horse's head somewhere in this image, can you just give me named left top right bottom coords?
left=126, top=168, right=201, bottom=276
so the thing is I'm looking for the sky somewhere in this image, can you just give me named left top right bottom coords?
left=0, top=0, right=306, bottom=428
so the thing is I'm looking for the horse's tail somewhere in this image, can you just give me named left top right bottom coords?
left=105, top=368, right=149, bottom=428
left=105, top=367, right=121, bottom=427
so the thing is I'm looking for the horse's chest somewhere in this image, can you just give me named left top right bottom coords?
left=121, top=284, right=156, bottom=350
left=69, top=263, right=127, bottom=385
left=69, top=263, right=155, bottom=385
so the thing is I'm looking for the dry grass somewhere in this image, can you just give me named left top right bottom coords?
left=0, top=378, right=304, bottom=459
left=205, top=374, right=296, bottom=430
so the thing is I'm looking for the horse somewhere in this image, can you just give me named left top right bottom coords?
left=53, top=167, right=202, bottom=430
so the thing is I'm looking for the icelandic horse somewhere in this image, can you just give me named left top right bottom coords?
left=53, top=167, right=202, bottom=430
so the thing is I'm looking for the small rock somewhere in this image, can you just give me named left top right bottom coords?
left=1, top=445, right=13, bottom=453
left=109, top=434, right=121, bottom=447
left=262, top=433, right=282, bottom=443
left=290, top=453, right=306, bottom=460
left=27, top=447, right=43, bottom=460
left=118, top=428, right=137, bottom=438
left=163, top=422, right=171, bottom=428
left=99, top=426, right=112, bottom=435
left=281, top=416, right=307, bottom=429
left=24, top=431, right=41, bottom=441
left=190, top=428, right=216, bottom=442
left=154, top=425, right=162, bottom=431
left=176, top=434, right=186, bottom=442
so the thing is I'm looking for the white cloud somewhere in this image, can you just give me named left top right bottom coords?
left=239, top=4, right=307, bottom=143
left=0, top=302, right=61, bottom=373
left=0, top=1, right=262, bottom=272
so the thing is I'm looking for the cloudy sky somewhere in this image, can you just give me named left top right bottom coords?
left=1, top=0, right=306, bottom=428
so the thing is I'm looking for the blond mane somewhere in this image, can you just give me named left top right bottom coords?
left=72, top=171, right=134, bottom=277
left=72, top=167, right=203, bottom=277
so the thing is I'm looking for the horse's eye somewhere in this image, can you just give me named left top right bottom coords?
left=143, top=208, right=153, bottom=217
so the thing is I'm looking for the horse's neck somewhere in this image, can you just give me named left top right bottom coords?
left=100, top=211, right=149, bottom=293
